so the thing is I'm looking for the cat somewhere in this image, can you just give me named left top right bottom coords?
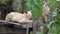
left=5, top=10, right=33, bottom=23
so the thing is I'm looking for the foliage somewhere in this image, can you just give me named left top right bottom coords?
left=29, top=0, right=58, bottom=34
left=0, top=0, right=5, bottom=4
left=26, top=0, right=43, bottom=20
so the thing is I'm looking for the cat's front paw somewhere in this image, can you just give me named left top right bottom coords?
left=28, top=20, right=33, bottom=22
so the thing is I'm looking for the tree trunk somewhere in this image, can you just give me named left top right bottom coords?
left=12, top=0, right=22, bottom=12
left=21, top=0, right=27, bottom=13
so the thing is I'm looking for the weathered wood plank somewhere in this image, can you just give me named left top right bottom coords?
left=0, top=20, right=33, bottom=34
left=0, top=20, right=32, bottom=28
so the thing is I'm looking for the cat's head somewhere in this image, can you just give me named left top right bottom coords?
left=26, top=10, right=32, bottom=19
left=27, top=10, right=32, bottom=15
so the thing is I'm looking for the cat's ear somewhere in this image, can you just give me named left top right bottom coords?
left=27, top=10, right=31, bottom=13
left=23, top=13, right=26, bottom=15
left=29, top=10, right=31, bottom=12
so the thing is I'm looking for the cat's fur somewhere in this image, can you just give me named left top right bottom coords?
left=5, top=11, right=33, bottom=23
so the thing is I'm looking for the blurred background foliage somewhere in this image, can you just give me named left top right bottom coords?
left=0, top=0, right=60, bottom=34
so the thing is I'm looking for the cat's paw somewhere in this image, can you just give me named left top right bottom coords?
left=28, top=20, right=33, bottom=22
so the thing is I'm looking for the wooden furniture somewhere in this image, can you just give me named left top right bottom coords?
left=0, top=20, right=32, bottom=34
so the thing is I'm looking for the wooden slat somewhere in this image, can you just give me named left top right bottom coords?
left=0, top=20, right=32, bottom=28
left=0, top=20, right=33, bottom=34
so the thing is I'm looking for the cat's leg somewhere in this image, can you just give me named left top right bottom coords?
left=18, top=19, right=33, bottom=23
left=25, top=19, right=33, bottom=22
left=18, top=18, right=26, bottom=23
